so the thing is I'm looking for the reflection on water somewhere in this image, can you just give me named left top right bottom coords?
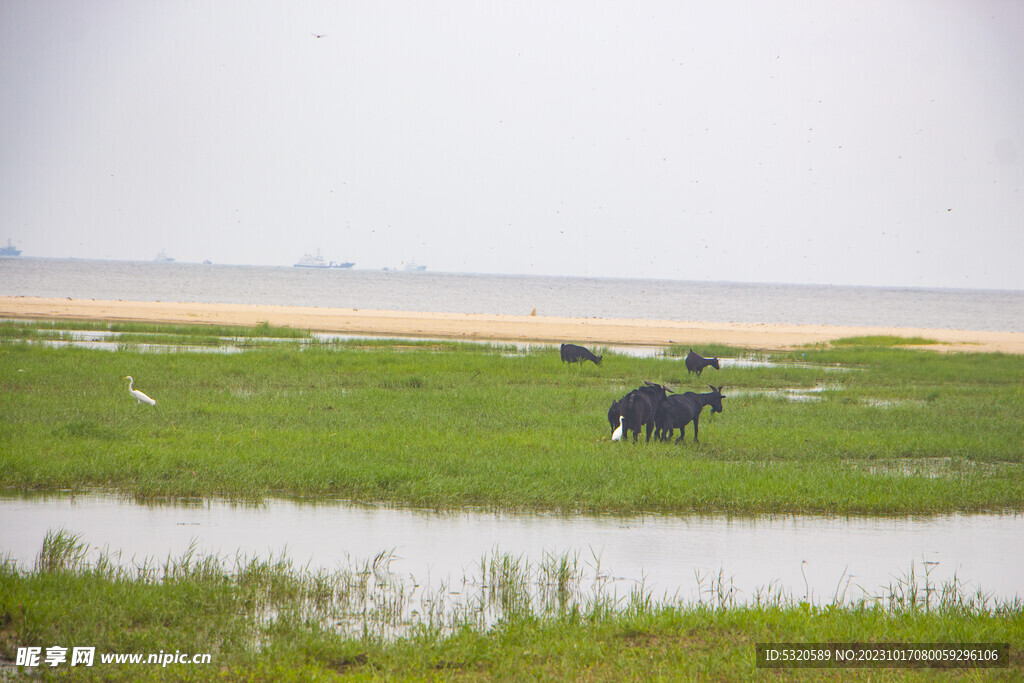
left=1, top=494, right=1020, bottom=608
left=32, top=340, right=248, bottom=354
left=729, top=386, right=835, bottom=402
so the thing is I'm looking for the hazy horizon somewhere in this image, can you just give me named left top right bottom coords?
left=3, top=1, right=1022, bottom=290
left=7, top=254, right=1024, bottom=295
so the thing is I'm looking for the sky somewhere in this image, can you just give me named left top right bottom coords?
left=2, top=1, right=1022, bottom=290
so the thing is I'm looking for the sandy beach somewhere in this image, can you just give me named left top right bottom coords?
left=2, top=296, right=1022, bottom=354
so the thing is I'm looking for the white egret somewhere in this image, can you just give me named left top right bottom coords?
left=123, top=376, right=156, bottom=406
left=611, top=415, right=624, bottom=441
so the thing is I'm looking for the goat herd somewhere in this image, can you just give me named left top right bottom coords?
left=560, top=343, right=726, bottom=445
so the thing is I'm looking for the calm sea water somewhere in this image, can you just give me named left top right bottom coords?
left=2, top=258, right=1022, bottom=331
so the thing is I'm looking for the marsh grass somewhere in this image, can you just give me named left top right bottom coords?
left=830, top=334, right=941, bottom=347
left=0, top=320, right=315, bottom=356
left=1, top=325, right=1022, bottom=513
left=665, top=342, right=753, bottom=359
left=34, top=530, right=91, bottom=573
left=0, top=319, right=310, bottom=339
left=2, top=533, right=1021, bottom=680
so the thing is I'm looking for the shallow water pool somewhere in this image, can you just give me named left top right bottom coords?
left=2, top=494, right=1020, bottom=608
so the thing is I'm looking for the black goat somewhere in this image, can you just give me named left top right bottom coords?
left=617, top=382, right=669, bottom=442
left=607, top=398, right=624, bottom=436
left=561, top=343, right=602, bottom=365
left=655, top=385, right=725, bottom=443
left=685, top=349, right=720, bottom=375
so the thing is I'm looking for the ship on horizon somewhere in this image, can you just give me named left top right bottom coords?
left=154, top=249, right=174, bottom=263
left=1, top=238, right=21, bottom=257
left=382, top=260, right=428, bottom=272
left=294, top=249, right=354, bottom=269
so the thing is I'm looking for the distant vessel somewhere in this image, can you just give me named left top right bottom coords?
left=294, top=250, right=354, bottom=269
left=154, top=250, right=174, bottom=263
left=382, top=261, right=427, bottom=272
left=1, top=238, right=21, bottom=257
left=202, top=259, right=213, bottom=265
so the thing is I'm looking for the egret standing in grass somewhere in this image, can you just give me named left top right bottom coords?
left=123, top=376, right=156, bottom=406
left=611, top=414, right=624, bottom=441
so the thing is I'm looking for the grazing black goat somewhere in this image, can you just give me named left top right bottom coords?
left=561, top=343, right=602, bottom=365
left=685, top=349, right=720, bottom=375
left=617, top=382, right=669, bottom=443
left=655, top=385, right=725, bottom=443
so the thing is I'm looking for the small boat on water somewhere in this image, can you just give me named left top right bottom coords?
left=294, top=249, right=354, bottom=269
left=1, top=239, right=21, bottom=257
left=154, top=249, right=174, bottom=263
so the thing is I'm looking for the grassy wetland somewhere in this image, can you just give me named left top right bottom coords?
left=1, top=321, right=1022, bottom=513
left=2, top=319, right=1023, bottom=679
left=4, top=529, right=1022, bottom=680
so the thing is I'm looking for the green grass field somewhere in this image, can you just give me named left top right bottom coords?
left=1, top=321, right=1022, bottom=513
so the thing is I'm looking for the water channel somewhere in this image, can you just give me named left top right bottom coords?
left=4, top=325, right=848, bottom=371
left=2, top=494, right=1020, bottom=609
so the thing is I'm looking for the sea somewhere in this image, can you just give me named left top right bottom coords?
left=2, top=257, right=1022, bottom=332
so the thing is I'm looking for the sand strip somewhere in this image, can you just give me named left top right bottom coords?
left=2, top=296, right=1022, bottom=354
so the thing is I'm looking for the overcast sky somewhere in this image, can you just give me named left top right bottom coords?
left=2, top=1, right=1022, bottom=289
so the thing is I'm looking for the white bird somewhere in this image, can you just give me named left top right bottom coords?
left=611, top=415, right=623, bottom=441
left=123, top=376, right=156, bottom=406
